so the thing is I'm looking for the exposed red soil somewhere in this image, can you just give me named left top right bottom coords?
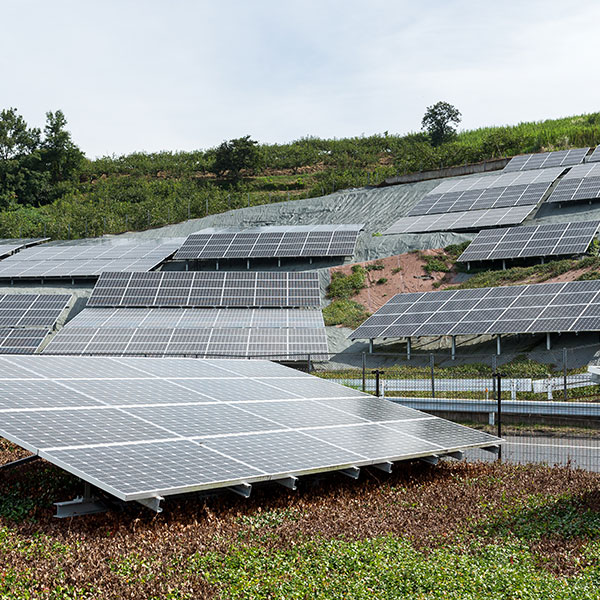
left=332, top=250, right=600, bottom=315
left=331, top=250, right=458, bottom=313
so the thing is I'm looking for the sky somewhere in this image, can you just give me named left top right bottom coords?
left=2, top=0, right=599, bottom=158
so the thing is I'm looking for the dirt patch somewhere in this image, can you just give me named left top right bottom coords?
left=330, top=250, right=459, bottom=313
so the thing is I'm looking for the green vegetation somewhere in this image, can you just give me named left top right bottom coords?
left=376, top=277, right=388, bottom=284
left=195, top=536, right=600, bottom=599
left=391, top=266, right=402, bottom=274
left=1, top=107, right=600, bottom=239
left=452, top=256, right=600, bottom=290
left=423, top=255, right=451, bottom=273
left=326, top=265, right=366, bottom=299
left=421, top=100, right=462, bottom=146
left=323, top=299, right=371, bottom=329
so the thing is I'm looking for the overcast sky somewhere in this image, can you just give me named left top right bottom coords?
left=2, top=0, right=599, bottom=158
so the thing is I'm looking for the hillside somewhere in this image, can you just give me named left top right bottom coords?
left=2, top=112, right=600, bottom=239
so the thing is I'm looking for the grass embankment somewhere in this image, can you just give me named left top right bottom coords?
left=1, top=445, right=600, bottom=599
left=3, top=112, right=600, bottom=239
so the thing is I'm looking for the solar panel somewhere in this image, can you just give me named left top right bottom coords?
left=0, top=238, right=49, bottom=258
left=351, top=279, right=600, bottom=340
left=502, top=148, right=589, bottom=172
left=0, top=294, right=71, bottom=328
left=0, top=240, right=182, bottom=279
left=588, top=146, right=600, bottom=163
left=43, top=307, right=328, bottom=358
left=87, top=271, right=321, bottom=308
left=0, top=355, right=500, bottom=505
left=546, top=163, right=600, bottom=204
left=0, top=329, right=48, bottom=353
left=383, top=205, right=537, bottom=234
left=174, top=225, right=364, bottom=260
left=457, top=221, right=600, bottom=263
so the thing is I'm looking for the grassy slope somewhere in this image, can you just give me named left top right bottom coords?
left=1, top=447, right=600, bottom=599
left=3, top=112, right=600, bottom=238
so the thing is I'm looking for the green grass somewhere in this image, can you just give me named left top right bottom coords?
left=327, top=265, right=367, bottom=300
left=192, top=536, right=600, bottom=599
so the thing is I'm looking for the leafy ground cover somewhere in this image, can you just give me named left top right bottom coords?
left=1, top=447, right=600, bottom=599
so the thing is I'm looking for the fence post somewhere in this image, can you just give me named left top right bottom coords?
left=372, top=369, right=384, bottom=397
left=187, top=201, right=191, bottom=219
left=206, top=197, right=209, bottom=215
left=147, top=211, right=150, bottom=228
left=307, top=354, right=312, bottom=373
left=430, top=354, right=435, bottom=399
left=495, top=371, right=502, bottom=461
left=563, top=347, right=568, bottom=401
left=361, top=352, right=366, bottom=392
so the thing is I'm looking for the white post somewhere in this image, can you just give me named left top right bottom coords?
left=496, top=334, right=501, bottom=355
left=546, top=332, right=551, bottom=350
left=406, top=337, right=411, bottom=361
left=451, top=335, right=456, bottom=360
left=369, top=339, right=374, bottom=354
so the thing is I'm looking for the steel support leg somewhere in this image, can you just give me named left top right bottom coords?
left=406, top=337, right=411, bottom=361
left=496, top=334, right=501, bottom=355
left=451, top=335, right=456, bottom=360
left=546, top=332, right=551, bottom=350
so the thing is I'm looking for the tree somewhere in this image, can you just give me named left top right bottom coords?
left=211, top=135, right=260, bottom=181
left=41, top=110, right=84, bottom=183
left=421, top=101, right=462, bottom=147
left=0, top=108, right=40, bottom=161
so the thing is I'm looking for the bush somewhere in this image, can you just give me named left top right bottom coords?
left=323, top=299, right=370, bottom=329
left=423, top=257, right=450, bottom=273
left=327, top=266, right=366, bottom=299
left=376, top=277, right=388, bottom=284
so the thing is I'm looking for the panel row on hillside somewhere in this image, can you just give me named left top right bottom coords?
left=87, top=271, right=321, bottom=308
left=457, top=221, right=600, bottom=263
left=383, top=205, right=537, bottom=234
left=502, top=148, right=589, bottom=172
left=0, top=238, right=49, bottom=259
left=351, top=280, right=600, bottom=339
left=0, top=294, right=71, bottom=328
left=0, top=240, right=182, bottom=279
left=173, top=225, right=363, bottom=260
left=547, top=163, right=600, bottom=204
left=43, top=308, right=328, bottom=358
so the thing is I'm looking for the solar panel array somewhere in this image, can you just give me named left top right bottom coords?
left=44, top=308, right=328, bottom=358
left=0, top=238, right=49, bottom=258
left=588, top=146, right=600, bottom=163
left=0, top=329, right=48, bottom=354
left=351, top=280, right=600, bottom=339
left=411, top=168, right=562, bottom=217
left=457, top=221, right=600, bottom=263
left=0, top=294, right=71, bottom=328
left=174, top=225, right=363, bottom=260
left=547, top=163, right=600, bottom=204
left=502, top=148, right=589, bottom=172
left=0, top=240, right=182, bottom=279
left=383, top=205, right=537, bottom=235
left=0, top=355, right=500, bottom=502
left=87, top=271, right=321, bottom=308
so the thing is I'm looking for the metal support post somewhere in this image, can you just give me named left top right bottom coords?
left=541, top=256, right=545, bottom=264
left=495, top=371, right=502, bottom=461
left=406, top=337, right=411, bottom=361
left=371, top=369, right=385, bottom=397
left=467, top=262, right=470, bottom=271
left=430, top=354, right=435, bottom=398
left=361, top=352, right=366, bottom=392
left=307, top=354, right=312, bottom=373
left=546, top=332, right=551, bottom=350
left=206, top=197, right=209, bottom=215
left=496, top=334, right=501, bottom=355
left=502, top=259, right=506, bottom=270
left=246, top=259, right=250, bottom=270
left=215, top=260, right=219, bottom=271
left=451, top=335, right=456, bottom=360
left=563, top=347, right=568, bottom=401
left=368, top=338, right=374, bottom=354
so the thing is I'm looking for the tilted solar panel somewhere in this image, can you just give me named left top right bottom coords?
left=502, top=148, right=589, bottom=172
left=174, top=225, right=364, bottom=260
left=351, top=280, right=600, bottom=339
left=588, top=146, right=600, bottom=163
left=383, top=205, right=537, bottom=234
left=43, top=307, right=328, bottom=358
left=457, top=221, right=600, bottom=263
left=546, top=163, right=600, bottom=204
left=0, top=355, right=500, bottom=505
left=0, top=240, right=182, bottom=279
left=87, top=271, right=321, bottom=308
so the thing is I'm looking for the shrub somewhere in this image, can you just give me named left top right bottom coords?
left=376, top=277, right=388, bottom=284
left=323, top=299, right=371, bottom=329
left=327, top=266, right=366, bottom=299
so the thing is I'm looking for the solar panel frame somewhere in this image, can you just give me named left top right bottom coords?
left=546, top=163, right=600, bottom=204
left=350, top=280, right=600, bottom=340
left=0, top=355, right=501, bottom=502
left=457, top=221, right=600, bottom=263
left=87, top=271, right=321, bottom=308
left=0, top=240, right=182, bottom=279
left=502, top=148, right=589, bottom=172
left=173, top=225, right=364, bottom=260
left=383, top=205, right=537, bottom=234
left=588, top=146, right=600, bottom=163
